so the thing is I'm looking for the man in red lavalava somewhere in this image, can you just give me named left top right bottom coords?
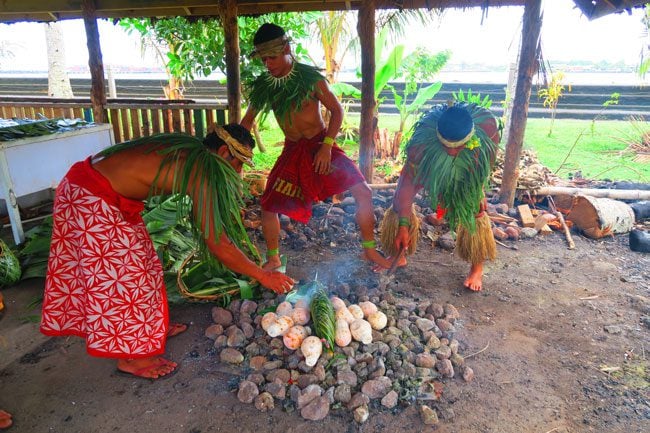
left=41, top=125, right=295, bottom=379
left=241, top=23, right=391, bottom=271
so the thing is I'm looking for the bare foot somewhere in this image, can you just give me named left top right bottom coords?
left=262, top=255, right=282, bottom=271
left=0, top=410, right=12, bottom=429
left=463, top=263, right=484, bottom=291
left=116, top=357, right=177, bottom=379
left=167, top=323, right=187, bottom=338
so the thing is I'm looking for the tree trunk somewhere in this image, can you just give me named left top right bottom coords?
left=164, top=75, right=184, bottom=100
left=498, top=0, right=542, bottom=206
left=252, top=122, right=266, bottom=153
left=221, top=0, right=241, bottom=123
left=357, top=0, right=376, bottom=183
left=45, top=22, right=74, bottom=98
left=82, top=0, right=106, bottom=124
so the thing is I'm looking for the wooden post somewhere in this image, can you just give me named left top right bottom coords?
left=498, top=0, right=542, bottom=206
left=81, top=0, right=107, bottom=124
left=221, top=0, right=241, bottom=123
left=357, top=0, right=376, bottom=182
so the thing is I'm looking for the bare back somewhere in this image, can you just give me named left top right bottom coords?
left=92, top=144, right=181, bottom=200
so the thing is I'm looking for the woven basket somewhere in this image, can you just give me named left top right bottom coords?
left=176, top=252, right=241, bottom=302
left=243, top=171, right=268, bottom=197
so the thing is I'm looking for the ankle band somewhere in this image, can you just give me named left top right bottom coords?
left=266, top=248, right=279, bottom=257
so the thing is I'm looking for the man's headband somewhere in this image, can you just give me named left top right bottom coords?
left=436, top=127, right=475, bottom=149
left=250, top=35, right=290, bottom=59
left=209, top=124, right=254, bottom=167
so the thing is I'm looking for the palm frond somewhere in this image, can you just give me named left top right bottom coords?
left=101, top=133, right=259, bottom=263
left=407, top=103, right=499, bottom=232
left=246, top=62, right=324, bottom=124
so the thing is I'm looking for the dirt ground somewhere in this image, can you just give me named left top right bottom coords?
left=0, top=227, right=648, bottom=433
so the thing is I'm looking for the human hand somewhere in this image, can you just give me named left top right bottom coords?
left=395, top=226, right=410, bottom=252
left=313, top=144, right=333, bottom=175
left=259, top=270, right=295, bottom=295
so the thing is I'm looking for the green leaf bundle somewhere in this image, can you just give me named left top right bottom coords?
left=310, top=285, right=336, bottom=351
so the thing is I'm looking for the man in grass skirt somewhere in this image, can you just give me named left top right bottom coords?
left=381, top=102, right=501, bottom=291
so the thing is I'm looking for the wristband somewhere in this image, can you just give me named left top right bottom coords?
left=322, top=136, right=335, bottom=147
left=361, top=240, right=376, bottom=249
left=398, top=217, right=411, bottom=228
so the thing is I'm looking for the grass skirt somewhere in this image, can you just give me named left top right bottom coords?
left=456, top=213, right=496, bottom=265
left=379, top=206, right=420, bottom=256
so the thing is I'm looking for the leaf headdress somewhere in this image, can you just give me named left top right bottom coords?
left=406, top=102, right=499, bottom=233
left=97, top=133, right=259, bottom=263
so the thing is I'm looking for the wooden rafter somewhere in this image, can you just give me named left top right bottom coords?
left=0, top=1, right=528, bottom=23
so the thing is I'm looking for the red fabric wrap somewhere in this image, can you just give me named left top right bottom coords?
left=41, top=157, right=169, bottom=359
left=260, top=132, right=365, bottom=223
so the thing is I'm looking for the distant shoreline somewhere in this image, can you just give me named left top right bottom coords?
left=1, top=70, right=647, bottom=86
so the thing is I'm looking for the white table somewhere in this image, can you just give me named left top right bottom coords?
left=0, top=124, right=115, bottom=244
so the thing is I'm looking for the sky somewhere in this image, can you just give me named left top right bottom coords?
left=0, top=0, right=646, bottom=72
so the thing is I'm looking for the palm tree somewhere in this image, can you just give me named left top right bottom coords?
left=44, top=22, right=74, bottom=98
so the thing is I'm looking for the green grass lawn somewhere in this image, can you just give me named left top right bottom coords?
left=251, top=113, right=649, bottom=183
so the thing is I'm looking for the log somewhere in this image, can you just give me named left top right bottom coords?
left=535, top=186, right=650, bottom=201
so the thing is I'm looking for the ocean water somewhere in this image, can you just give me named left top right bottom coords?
left=1, top=70, right=647, bottom=86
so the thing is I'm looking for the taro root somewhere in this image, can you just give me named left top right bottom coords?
left=261, top=312, right=278, bottom=332
left=367, top=311, right=387, bottom=330
left=358, top=301, right=378, bottom=318
left=301, top=336, right=323, bottom=367
left=335, top=318, right=352, bottom=347
left=350, top=319, right=373, bottom=344
left=284, top=325, right=309, bottom=350
left=292, top=307, right=311, bottom=326
left=348, top=305, right=364, bottom=320
left=330, top=296, right=347, bottom=311
left=276, top=301, right=294, bottom=317
left=267, top=315, right=294, bottom=337
left=335, top=306, right=356, bottom=324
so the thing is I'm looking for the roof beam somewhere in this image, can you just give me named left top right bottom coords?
left=0, top=0, right=527, bottom=23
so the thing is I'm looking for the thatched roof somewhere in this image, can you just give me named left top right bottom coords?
left=573, top=0, right=648, bottom=20
left=0, top=0, right=527, bottom=23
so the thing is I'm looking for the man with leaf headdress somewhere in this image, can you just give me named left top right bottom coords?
left=381, top=102, right=501, bottom=291
left=241, top=23, right=391, bottom=271
left=40, top=124, right=295, bottom=379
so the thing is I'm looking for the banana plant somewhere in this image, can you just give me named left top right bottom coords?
left=373, top=27, right=405, bottom=103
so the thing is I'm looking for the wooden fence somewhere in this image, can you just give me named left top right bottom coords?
left=0, top=97, right=228, bottom=142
